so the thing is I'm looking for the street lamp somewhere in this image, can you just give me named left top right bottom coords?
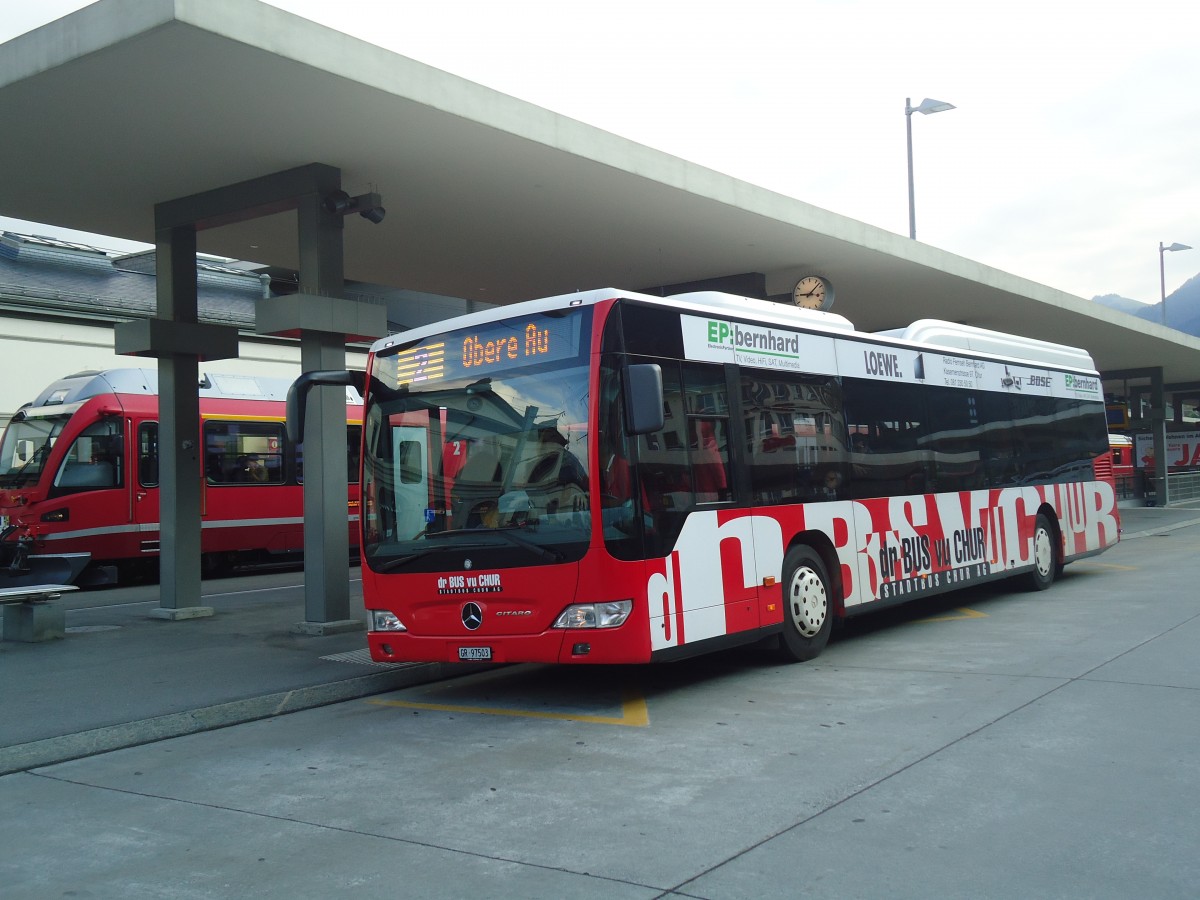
left=1159, top=241, right=1193, bottom=326
left=905, top=97, right=955, bottom=240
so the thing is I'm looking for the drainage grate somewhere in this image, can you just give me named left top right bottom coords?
left=320, top=648, right=416, bottom=669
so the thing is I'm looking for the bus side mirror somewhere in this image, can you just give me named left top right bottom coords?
left=623, top=363, right=664, bottom=435
left=287, top=370, right=361, bottom=444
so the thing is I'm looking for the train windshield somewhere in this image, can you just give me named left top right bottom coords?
left=362, top=309, right=592, bottom=572
left=0, top=413, right=70, bottom=488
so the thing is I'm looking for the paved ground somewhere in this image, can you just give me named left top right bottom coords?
left=2, top=502, right=1199, bottom=898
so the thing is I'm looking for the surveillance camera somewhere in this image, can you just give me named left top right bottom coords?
left=324, top=190, right=385, bottom=224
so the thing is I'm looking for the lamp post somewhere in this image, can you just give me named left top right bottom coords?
left=1159, top=241, right=1192, bottom=326
left=905, top=97, right=955, bottom=240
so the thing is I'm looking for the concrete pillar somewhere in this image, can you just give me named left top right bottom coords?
left=117, top=164, right=384, bottom=626
left=153, top=225, right=207, bottom=617
left=299, top=191, right=353, bottom=631
left=1150, top=368, right=1169, bottom=507
left=116, top=228, right=238, bottom=618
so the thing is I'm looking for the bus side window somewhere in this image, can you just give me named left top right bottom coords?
left=690, top=417, right=728, bottom=502
left=843, top=378, right=930, bottom=499
left=683, top=363, right=731, bottom=504
left=741, top=372, right=846, bottom=505
left=634, top=362, right=692, bottom=559
left=922, top=387, right=986, bottom=493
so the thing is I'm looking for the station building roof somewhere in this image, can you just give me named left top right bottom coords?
left=1, top=0, right=1197, bottom=391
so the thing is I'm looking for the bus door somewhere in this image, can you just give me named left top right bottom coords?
left=639, top=361, right=768, bottom=645
left=392, top=424, right=432, bottom=541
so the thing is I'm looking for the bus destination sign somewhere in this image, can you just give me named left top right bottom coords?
left=393, top=313, right=586, bottom=388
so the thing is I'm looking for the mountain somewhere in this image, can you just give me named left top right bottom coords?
left=1092, top=272, right=1200, bottom=337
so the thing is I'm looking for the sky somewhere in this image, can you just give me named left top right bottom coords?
left=1, top=0, right=1197, bottom=305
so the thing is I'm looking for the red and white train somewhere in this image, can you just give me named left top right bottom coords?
left=0, top=368, right=361, bottom=585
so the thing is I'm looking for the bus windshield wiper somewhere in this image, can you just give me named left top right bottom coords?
left=423, top=525, right=563, bottom=562
left=374, top=549, right=438, bottom=572
left=491, top=525, right=563, bottom=562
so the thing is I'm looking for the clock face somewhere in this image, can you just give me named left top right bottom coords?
left=793, top=276, right=833, bottom=310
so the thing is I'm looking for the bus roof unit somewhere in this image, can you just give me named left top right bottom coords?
left=877, top=319, right=1096, bottom=372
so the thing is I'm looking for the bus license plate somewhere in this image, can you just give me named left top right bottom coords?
left=458, top=647, right=492, bottom=661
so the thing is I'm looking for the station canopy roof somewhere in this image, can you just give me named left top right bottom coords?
left=2, top=0, right=1198, bottom=388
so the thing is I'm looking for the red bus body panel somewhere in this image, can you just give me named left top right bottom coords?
left=363, top=479, right=1120, bottom=665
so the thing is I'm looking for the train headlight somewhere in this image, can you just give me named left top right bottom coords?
left=369, top=610, right=406, bottom=632
left=552, top=600, right=633, bottom=629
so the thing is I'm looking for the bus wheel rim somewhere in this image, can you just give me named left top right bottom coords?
left=1034, top=526, right=1053, bottom=577
left=789, top=566, right=827, bottom=638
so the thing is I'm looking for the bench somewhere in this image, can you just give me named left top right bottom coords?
left=0, top=584, right=78, bottom=642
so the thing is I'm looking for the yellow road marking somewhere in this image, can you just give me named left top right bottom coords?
left=1073, top=561, right=1138, bottom=571
left=920, top=607, right=988, bottom=623
left=367, top=691, right=649, bottom=727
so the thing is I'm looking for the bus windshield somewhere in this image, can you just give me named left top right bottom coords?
left=0, top=414, right=69, bottom=488
left=362, top=310, right=592, bottom=572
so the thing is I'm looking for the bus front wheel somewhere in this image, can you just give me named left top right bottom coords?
left=1026, top=513, right=1059, bottom=592
left=779, top=546, right=833, bottom=662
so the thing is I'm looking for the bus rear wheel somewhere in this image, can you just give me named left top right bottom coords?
left=779, top=546, right=833, bottom=662
left=1026, top=513, right=1059, bottom=592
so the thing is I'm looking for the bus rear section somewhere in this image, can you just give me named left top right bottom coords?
left=343, top=289, right=1119, bottom=666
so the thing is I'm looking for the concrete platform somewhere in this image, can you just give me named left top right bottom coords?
left=2, top=504, right=1199, bottom=774
left=0, top=503, right=1198, bottom=898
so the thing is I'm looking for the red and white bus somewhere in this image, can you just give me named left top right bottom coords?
left=0, top=368, right=361, bottom=584
left=292, top=288, right=1120, bottom=664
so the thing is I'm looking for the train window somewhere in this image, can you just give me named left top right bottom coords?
left=296, top=424, right=363, bottom=484
left=138, top=422, right=159, bottom=487
left=204, top=421, right=286, bottom=485
left=348, top=425, right=362, bottom=483
left=52, top=419, right=124, bottom=494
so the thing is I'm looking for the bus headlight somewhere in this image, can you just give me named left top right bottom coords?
left=553, top=600, right=633, bottom=629
left=369, top=610, right=407, bottom=632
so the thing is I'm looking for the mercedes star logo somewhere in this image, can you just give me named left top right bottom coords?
left=462, top=602, right=483, bottom=631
